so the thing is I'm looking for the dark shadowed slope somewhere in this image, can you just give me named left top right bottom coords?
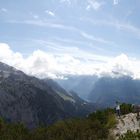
left=0, top=62, right=95, bottom=128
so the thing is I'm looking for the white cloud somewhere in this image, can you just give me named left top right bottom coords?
left=107, top=54, right=134, bottom=77
left=0, top=8, right=8, bottom=12
left=80, top=31, right=115, bottom=45
left=0, top=43, right=140, bottom=79
left=29, top=12, right=39, bottom=19
left=8, top=18, right=118, bottom=46
left=82, top=18, right=140, bottom=38
left=87, top=0, right=103, bottom=11
left=116, top=22, right=140, bottom=37
left=113, top=0, right=119, bottom=5
left=0, top=43, right=23, bottom=66
left=8, top=19, right=79, bottom=32
left=45, top=10, right=55, bottom=17
left=33, top=15, right=39, bottom=19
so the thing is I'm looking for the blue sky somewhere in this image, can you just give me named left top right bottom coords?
left=0, top=0, right=140, bottom=78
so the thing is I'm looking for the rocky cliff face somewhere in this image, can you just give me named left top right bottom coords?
left=0, top=62, right=95, bottom=128
left=113, top=113, right=140, bottom=139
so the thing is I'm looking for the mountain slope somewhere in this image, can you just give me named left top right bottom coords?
left=56, top=75, right=98, bottom=99
left=88, top=76, right=140, bottom=108
left=44, top=79, right=95, bottom=116
left=0, top=62, right=94, bottom=128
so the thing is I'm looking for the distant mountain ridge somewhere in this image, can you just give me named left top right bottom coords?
left=56, top=75, right=98, bottom=99
left=56, top=74, right=140, bottom=109
left=88, top=76, right=140, bottom=108
left=0, top=62, right=95, bottom=128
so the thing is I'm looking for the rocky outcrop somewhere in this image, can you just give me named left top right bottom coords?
left=113, top=113, right=140, bottom=139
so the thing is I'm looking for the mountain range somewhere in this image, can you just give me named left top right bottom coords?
left=56, top=75, right=98, bottom=99
left=1, top=61, right=140, bottom=128
left=57, top=75, right=140, bottom=108
left=0, top=62, right=94, bottom=128
left=88, top=76, right=140, bottom=108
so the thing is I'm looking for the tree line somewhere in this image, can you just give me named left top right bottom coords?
left=0, top=103, right=135, bottom=140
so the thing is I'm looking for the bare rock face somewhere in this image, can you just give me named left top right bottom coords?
left=113, top=113, right=140, bottom=139
left=0, top=62, right=94, bottom=128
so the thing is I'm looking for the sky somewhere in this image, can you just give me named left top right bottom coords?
left=0, top=0, right=140, bottom=79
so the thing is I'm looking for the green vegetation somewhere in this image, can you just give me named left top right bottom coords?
left=120, top=103, right=134, bottom=115
left=0, top=103, right=136, bottom=140
left=119, top=130, right=140, bottom=140
left=0, top=108, right=116, bottom=140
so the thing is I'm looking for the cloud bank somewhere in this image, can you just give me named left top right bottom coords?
left=0, top=43, right=140, bottom=79
left=87, top=0, right=103, bottom=11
